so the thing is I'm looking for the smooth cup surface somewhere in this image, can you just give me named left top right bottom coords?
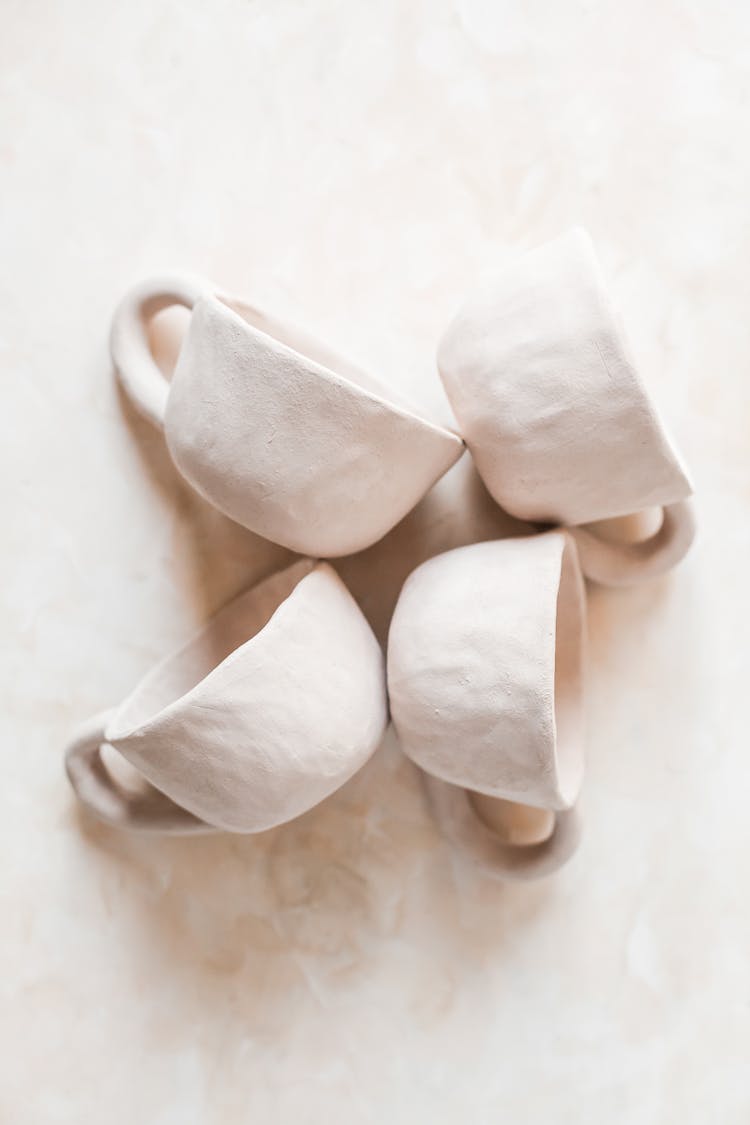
left=437, top=228, right=692, bottom=527
left=68, top=560, right=388, bottom=833
left=387, top=532, right=586, bottom=812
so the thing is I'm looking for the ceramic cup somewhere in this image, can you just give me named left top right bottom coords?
left=438, top=229, right=695, bottom=586
left=111, top=274, right=464, bottom=557
left=65, top=560, right=388, bottom=833
left=387, top=532, right=586, bottom=879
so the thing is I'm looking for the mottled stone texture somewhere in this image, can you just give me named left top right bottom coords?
left=2, top=0, right=748, bottom=1122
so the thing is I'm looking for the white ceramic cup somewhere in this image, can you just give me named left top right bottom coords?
left=387, top=532, right=586, bottom=879
left=111, top=275, right=464, bottom=557
left=438, top=229, right=695, bottom=586
left=65, top=560, right=387, bottom=833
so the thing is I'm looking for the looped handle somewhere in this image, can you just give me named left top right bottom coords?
left=570, top=499, right=696, bottom=587
left=64, top=710, right=215, bottom=834
left=423, top=774, right=582, bottom=881
left=110, top=274, right=211, bottom=429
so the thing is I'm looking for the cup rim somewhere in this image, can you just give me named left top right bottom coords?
left=549, top=531, right=586, bottom=809
left=106, top=558, right=323, bottom=744
left=200, top=292, right=464, bottom=454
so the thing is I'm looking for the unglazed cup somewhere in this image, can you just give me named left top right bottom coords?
left=387, top=532, right=586, bottom=879
left=65, top=560, right=387, bottom=833
left=438, top=229, right=695, bottom=586
left=111, top=274, right=464, bottom=557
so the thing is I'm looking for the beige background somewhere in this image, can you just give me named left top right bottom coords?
left=2, top=1, right=749, bottom=1121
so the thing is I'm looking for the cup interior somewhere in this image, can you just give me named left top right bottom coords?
left=108, top=559, right=315, bottom=741
left=219, top=295, right=454, bottom=434
left=552, top=537, right=586, bottom=807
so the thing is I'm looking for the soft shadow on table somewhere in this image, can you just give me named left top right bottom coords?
left=70, top=729, right=564, bottom=1029
left=114, top=308, right=294, bottom=619
left=76, top=311, right=567, bottom=1016
left=80, top=310, right=688, bottom=1020
left=116, top=303, right=531, bottom=636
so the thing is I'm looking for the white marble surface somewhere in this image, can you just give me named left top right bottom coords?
left=2, top=1, right=749, bottom=1121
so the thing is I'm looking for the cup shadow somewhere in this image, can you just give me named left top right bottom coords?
left=79, top=309, right=555, bottom=1008
left=82, top=338, right=693, bottom=1012
left=71, top=730, right=562, bottom=1027
left=115, top=310, right=294, bottom=621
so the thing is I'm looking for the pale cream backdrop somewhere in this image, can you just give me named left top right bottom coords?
left=2, top=1, right=748, bottom=1122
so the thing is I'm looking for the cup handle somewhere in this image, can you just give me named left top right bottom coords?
left=64, top=710, right=215, bottom=834
left=569, top=499, right=696, bottom=587
left=423, top=774, right=582, bottom=881
left=109, top=274, right=210, bottom=430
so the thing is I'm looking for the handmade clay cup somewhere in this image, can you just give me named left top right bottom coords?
left=65, top=560, right=388, bottom=833
left=438, top=229, right=695, bottom=586
left=111, top=275, right=464, bottom=557
left=387, top=532, right=586, bottom=879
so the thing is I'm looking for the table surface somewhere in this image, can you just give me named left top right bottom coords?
left=3, top=2, right=749, bottom=1122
